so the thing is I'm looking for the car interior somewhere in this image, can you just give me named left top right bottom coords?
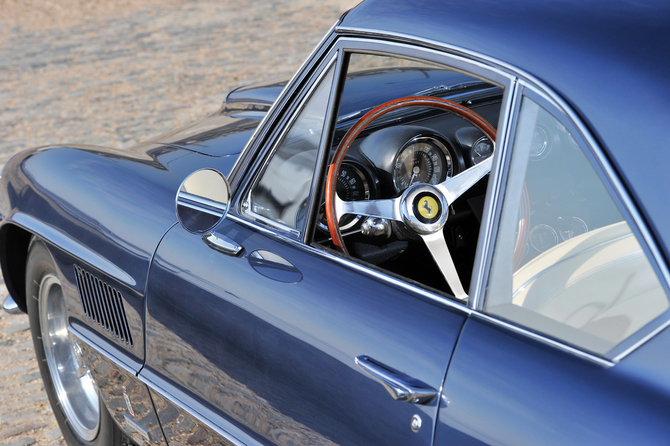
left=247, top=49, right=670, bottom=357
left=250, top=52, right=504, bottom=299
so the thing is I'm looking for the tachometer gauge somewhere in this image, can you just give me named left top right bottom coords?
left=393, top=136, right=452, bottom=192
left=318, top=162, right=370, bottom=231
left=471, top=136, right=494, bottom=165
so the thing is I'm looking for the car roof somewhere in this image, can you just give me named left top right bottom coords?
left=341, top=0, right=670, bottom=261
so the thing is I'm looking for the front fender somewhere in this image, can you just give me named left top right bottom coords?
left=0, top=142, right=239, bottom=364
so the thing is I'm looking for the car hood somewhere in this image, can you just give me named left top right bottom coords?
left=149, top=111, right=264, bottom=158
left=149, top=78, right=288, bottom=157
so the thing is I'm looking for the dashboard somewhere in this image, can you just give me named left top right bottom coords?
left=314, top=101, right=499, bottom=293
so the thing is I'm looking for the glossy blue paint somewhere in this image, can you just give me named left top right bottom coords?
left=248, top=249, right=303, bottom=283
left=436, top=316, right=670, bottom=445
left=0, top=118, right=255, bottom=357
left=142, top=217, right=468, bottom=445
left=225, top=79, right=289, bottom=111
left=76, top=336, right=167, bottom=446
left=49, top=242, right=146, bottom=366
left=150, top=112, right=262, bottom=157
left=341, top=0, right=670, bottom=264
left=1, top=3, right=668, bottom=445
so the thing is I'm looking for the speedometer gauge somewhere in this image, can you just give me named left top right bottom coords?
left=393, top=136, right=452, bottom=192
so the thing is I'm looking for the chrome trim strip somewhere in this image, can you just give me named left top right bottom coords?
left=334, top=27, right=517, bottom=79
left=227, top=20, right=340, bottom=184
left=240, top=211, right=301, bottom=238
left=517, top=80, right=670, bottom=362
left=227, top=213, right=473, bottom=314
left=612, top=318, right=670, bottom=363
left=469, top=79, right=519, bottom=310
left=68, top=323, right=140, bottom=376
left=139, top=370, right=255, bottom=446
left=303, top=52, right=344, bottom=242
left=471, top=312, right=615, bottom=368
left=2, top=295, right=21, bottom=314
left=331, top=27, right=670, bottom=360
left=333, top=37, right=510, bottom=87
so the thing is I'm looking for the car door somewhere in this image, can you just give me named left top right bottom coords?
left=139, top=38, right=516, bottom=446
left=434, top=85, right=670, bottom=445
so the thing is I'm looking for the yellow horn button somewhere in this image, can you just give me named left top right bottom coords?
left=417, top=196, right=439, bottom=219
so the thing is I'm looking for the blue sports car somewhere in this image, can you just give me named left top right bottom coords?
left=2, top=0, right=670, bottom=445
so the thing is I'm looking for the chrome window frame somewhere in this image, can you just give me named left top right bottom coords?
left=332, top=26, right=670, bottom=365
left=478, top=81, right=670, bottom=364
left=231, top=34, right=516, bottom=311
left=227, top=21, right=339, bottom=188
left=231, top=27, right=670, bottom=364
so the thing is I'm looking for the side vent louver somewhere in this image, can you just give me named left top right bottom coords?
left=74, top=265, right=134, bottom=347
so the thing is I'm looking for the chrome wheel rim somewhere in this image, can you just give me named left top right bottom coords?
left=39, top=274, right=100, bottom=441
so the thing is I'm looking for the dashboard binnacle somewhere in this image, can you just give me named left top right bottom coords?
left=315, top=115, right=495, bottom=291
left=317, top=121, right=495, bottom=234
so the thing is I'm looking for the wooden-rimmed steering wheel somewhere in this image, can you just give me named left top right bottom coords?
left=325, top=96, right=503, bottom=300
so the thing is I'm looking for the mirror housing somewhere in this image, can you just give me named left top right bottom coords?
left=176, top=169, right=230, bottom=233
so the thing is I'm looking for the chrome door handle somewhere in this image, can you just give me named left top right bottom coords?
left=355, top=355, right=437, bottom=404
left=203, top=232, right=243, bottom=256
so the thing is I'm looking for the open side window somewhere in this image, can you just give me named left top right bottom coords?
left=243, top=40, right=512, bottom=303
left=307, top=48, right=507, bottom=302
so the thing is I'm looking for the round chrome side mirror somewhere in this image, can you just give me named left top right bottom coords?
left=176, top=169, right=230, bottom=233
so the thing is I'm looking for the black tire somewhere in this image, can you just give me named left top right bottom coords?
left=26, top=238, right=124, bottom=446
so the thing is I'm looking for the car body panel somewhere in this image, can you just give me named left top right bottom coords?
left=0, top=123, right=253, bottom=358
left=149, top=112, right=264, bottom=158
left=76, top=335, right=167, bottom=446
left=141, top=217, right=468, bottom=445
left=339, top=0, right=670, bottom=263
left=435, top=315, right=670, bottom=445
left=1, top=2, right=669, bottom=446
left=149, top=388, right=242, bottom=446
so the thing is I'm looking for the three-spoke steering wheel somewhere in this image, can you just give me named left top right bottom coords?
left=325, top=96, right=497, bottom=301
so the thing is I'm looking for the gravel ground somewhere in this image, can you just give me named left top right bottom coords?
left=0, top=1, right=343, bottom=444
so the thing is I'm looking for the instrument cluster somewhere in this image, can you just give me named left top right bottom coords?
left=320, top=123, right=494, bottom=237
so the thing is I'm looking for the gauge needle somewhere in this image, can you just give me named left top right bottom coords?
left=410, top=166, right=421, bottom=185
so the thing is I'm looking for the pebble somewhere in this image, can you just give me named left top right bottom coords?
left=4, top=437, right=36, bottom=446
left=45, top=427, right=62, bottom=441
left=3, top=323, right=30, bottom=336
left=0, top=0, right=344, bottom=444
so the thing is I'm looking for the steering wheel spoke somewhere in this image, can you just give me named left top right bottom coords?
left=326, top=96, right=499, bottom=293
left=420, top=232, right=468, bottom=301
left=436, top=157, right=493, bottom=205
left=335, top=195, right=403, bottom=222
